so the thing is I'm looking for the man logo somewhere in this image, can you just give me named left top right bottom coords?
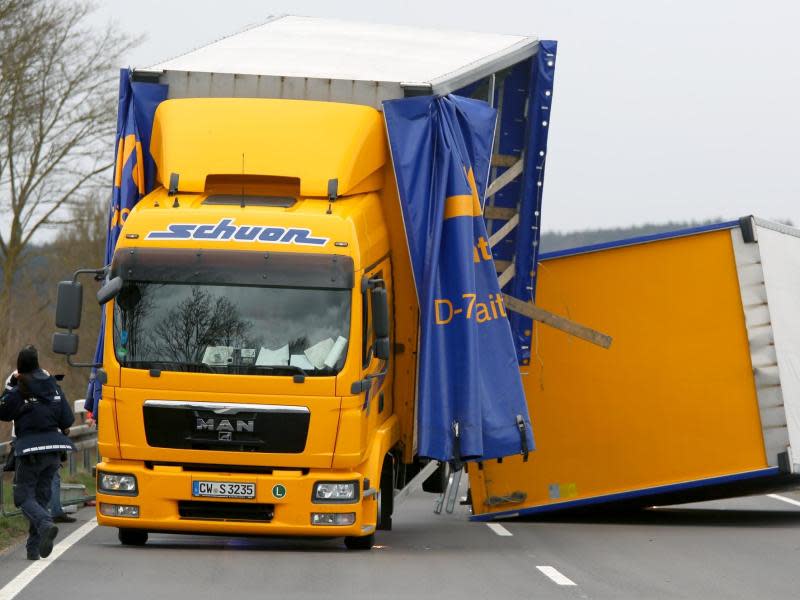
left=196, top=418, right=255, bottom=434
left=146, top=218, right=328, bottom=246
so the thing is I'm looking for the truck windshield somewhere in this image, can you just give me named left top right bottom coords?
left=112, top=282, right=350, bottom=376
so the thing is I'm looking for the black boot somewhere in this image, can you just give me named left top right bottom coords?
left=53, top=514, right=76, bottom=524
left=38, top=525, right=58, bottom=558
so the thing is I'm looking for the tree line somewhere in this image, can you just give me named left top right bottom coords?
left=0, top=0, right=134, bottom=410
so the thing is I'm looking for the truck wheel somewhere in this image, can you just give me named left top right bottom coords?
left=118, top=529, right=148, bottom=546
left=422, top=461, right=448, bottom=494
left=377, top=457, right=394, bottom=531
left=344, top=533, right=375, bottom=550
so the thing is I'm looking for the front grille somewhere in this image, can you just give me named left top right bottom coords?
left=178, top=501, right=274, bottom=522
left=143, top=404, right=310, bottom=453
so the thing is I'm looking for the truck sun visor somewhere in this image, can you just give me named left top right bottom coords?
left=111, top=248, right=354, bottom=290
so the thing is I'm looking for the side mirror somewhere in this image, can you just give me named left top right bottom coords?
left=53, top=267, right=106, bottom=369
left=371, top=286, right=389, bottom=339
left=55, top=281, right=83, bottom=329
left=97, top=276, right=123, bottom=305
left=53, top=332, right=79, bottom=356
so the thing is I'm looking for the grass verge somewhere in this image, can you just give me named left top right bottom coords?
left=0, top=514, right=28, bottom=549
left=0, top=475, right=27, bottom=550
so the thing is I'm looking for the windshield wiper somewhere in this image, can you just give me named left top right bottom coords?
left=252, top=364, right=307, bottom=381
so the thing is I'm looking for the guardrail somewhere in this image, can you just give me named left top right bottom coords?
left=0, top=400, right=97, bottom=517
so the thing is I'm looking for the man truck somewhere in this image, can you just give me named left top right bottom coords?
left=51, top=16, right=554, bottom=549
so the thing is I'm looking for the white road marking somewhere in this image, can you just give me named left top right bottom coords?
left=767, top=493, right=800, bottom=508
left=486, top=523, right=513, bottom=536
left=537, top=565, right=577, bottom=586
left=0, top=519, right=97, bottom=600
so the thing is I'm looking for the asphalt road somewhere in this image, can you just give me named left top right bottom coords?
left=2, top=483, right=800, bottom=599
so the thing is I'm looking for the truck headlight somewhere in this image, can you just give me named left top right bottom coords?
left=98, top=472, right=138, bottom=495
left=312, top=481, right=358, bottom=503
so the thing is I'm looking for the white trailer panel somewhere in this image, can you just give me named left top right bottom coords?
left=739, top=218, right=800, bottom=471
left=141, top=15, right=539, bottom=107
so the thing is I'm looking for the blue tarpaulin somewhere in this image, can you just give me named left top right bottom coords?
left=85, top=70, right=167, bottom=414
left=508, top=41, right=557, bottom=365
left=384, top=95, right=535, bottom=463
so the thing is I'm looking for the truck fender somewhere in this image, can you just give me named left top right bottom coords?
left=357, top=415, right=400, bottom=495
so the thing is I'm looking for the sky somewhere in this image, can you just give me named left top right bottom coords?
left=89, top=0, right=800, bottom=233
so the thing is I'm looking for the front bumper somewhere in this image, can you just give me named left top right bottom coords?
left=95, top=460, right=376, bottom=537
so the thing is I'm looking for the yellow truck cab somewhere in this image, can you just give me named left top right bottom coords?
left=94, top=98, right=408, bottom=548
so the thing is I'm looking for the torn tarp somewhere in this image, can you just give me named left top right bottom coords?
left=384, top=94, right=534, bottom=463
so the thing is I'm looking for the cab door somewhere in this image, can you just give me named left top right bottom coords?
left=332, top=258, right=394, bottom=468
left=360, top=259, right=393, bottom=433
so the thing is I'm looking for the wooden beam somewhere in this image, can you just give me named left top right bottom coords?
left=491, top=154, right=519, bottom=168
left=484, top=206, right=517, bottom=221
left=494, top=259, right=512, bottom=272
left=502, top=294, right=613, bottom=349
left=488, top=213, right=519, bottom=248
left=497, top=264, right=516, bottom=288
left=486, top=158, right=523, bottom=198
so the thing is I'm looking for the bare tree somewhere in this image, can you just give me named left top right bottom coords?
left=0, top=194, right=106, bottom=397
left=152, top=288, right=252, bottom=365
left=0, top=0, right=137, bottom=349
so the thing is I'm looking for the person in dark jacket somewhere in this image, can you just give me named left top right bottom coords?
left=0, top=346, right=75, bottom=560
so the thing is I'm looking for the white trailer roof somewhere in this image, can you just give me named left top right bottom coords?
left=144, top=16, right=539, bottom=106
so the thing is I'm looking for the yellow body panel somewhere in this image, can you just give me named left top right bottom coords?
left=150, top=98, right=387, bottom=197
left=470, top=229, right=768, bottom=516
left=380, top=164, right=420, bottom=462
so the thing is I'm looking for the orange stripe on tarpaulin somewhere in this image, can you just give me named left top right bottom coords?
left=443, top=167, right=482, bottom=220
left=113, top=134, right=145, bottom=194
left=444, top=195, right=479, bottom=219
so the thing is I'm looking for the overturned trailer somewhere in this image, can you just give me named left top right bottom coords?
left=471, top=217, right=800, bottom=519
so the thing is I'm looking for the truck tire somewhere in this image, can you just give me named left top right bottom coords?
left=344, top=533, right=375, bottom=550
left=377, top=456, right=394, bottom=531
left=118, top=529, right=148, bottom=546
left=422, top=461, right=448, bottom=494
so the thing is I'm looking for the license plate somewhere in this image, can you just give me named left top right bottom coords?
left=192, top=481, right=256, bottom=499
